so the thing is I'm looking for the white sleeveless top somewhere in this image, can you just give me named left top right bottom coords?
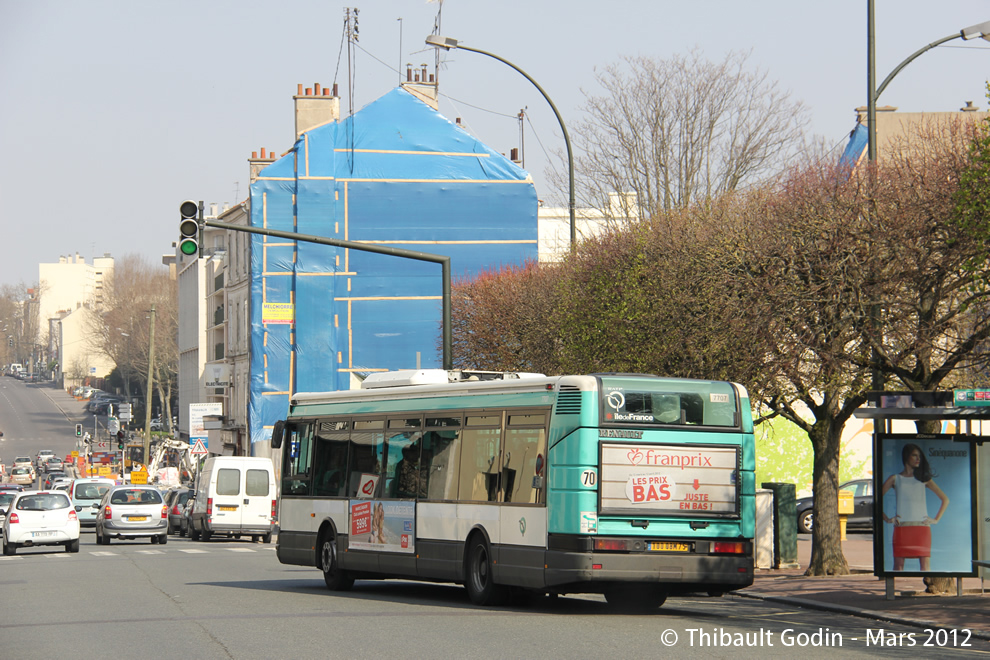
left=895, top=473, right=928, bottom=522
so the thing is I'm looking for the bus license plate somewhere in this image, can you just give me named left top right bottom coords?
left=650, top=542, right=689, bottom=552
left=217, top=505, right=237, bottom=511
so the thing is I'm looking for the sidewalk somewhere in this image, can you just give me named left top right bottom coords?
left=739, top=533, right=990, bottom=638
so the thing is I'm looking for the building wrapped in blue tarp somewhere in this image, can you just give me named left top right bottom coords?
left=248, top=87, right=538, bottom=447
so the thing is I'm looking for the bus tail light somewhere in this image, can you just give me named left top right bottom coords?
left=712, top=542, right=745, bottom=554
left=593, top=539, right=628, bottom=551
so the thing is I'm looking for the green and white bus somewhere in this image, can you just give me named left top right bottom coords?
left=271, top=370, right=755, bottom=609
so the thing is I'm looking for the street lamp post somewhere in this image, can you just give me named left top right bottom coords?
left=426, top=34, right=577, bottom=250
left=867, top=8, right=990, bottom=163
left=865, top=8, right=990, bottom=392
left=144, top=304, right=156, bottom=467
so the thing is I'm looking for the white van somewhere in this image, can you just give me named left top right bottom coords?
left=189, top=456, right=276, bottom=543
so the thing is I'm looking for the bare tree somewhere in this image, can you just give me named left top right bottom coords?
left=92, top=255, right=177, bottom=421
left=549, top=50, right=808, bottom=223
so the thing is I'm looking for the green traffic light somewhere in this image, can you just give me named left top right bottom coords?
left=179, top=239, right=199, bottom=255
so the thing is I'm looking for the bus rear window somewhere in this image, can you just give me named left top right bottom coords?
left=600, top=378, right=738, bottom=428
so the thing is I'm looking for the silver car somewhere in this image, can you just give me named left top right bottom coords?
left=95, top=485, right=168, bottom=545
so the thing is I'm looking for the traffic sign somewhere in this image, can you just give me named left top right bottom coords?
left=191, top=439, right=208, bottom=456
left=95, top=441, right=109, bottom=451
left=107, top=417, right=120, bottom=434
left=118, top=403, right=132, bottom=421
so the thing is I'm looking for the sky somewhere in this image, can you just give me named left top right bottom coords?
left=1, top=0, right=988, bottom=288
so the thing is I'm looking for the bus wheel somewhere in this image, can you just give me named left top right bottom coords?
left=604, top=586, right=667, bottom=611
left=465, top=537, right=507, bottom=606
left=321, top=532, right=354, bottom=591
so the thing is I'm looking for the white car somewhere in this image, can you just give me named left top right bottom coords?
left=3, top=490, right=80, bottom=554
left=35, top=450, right=55, bottom=468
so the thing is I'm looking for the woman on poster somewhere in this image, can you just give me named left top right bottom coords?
left=881, top=443, right=950, bottom=571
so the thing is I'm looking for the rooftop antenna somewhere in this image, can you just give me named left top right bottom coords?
left=431, top=0, right=443, bottom=89
left=397, top=17, right=403, bottom=85
left=232, top=181, right=240, bottom=203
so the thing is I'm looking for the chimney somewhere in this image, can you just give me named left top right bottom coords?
left=248, top=147, right=277, bottom=183
left=401, top=62, right=439, bottom=110
left=961, top=101, right=979, bottom=112
left=294, top=82, right=340, bottom=139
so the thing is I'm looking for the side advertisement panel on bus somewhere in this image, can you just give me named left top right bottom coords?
left=348, top=499, right=415, bottom=553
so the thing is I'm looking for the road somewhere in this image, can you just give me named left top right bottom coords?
left=0, top=376, right=83, bottom=477
left=1, top=379, right=986, bottom=659
left=1, top=535, right=985, bottom=659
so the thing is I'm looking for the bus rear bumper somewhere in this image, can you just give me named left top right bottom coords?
left=544, top=550, right=754, bottom=592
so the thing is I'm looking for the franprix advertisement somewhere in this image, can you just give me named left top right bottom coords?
left=876, top=434, right=976, bottom=577
left=348, top=500, right=415, bottom=554
left=599, top=442, right=740, bottom=517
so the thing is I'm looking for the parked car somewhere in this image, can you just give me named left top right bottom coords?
left=95, top=485, right=168, bottom=545
left=43, top=471, right=67, bottom=489
left=164, top=487, right=193, bottom=535
left=796, top=479, right=873, bottom=534
left=3, top=490, right=80, bottom=554
left=69, top=477, right=116, bottom=528
left=9, top=467, right=35, bottom=486
left=87, top=395, right=125, bottom=414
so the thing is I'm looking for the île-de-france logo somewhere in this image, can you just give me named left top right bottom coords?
left=519, top=517, right=527, bottom=536
left=627, top=448, right=644, bottom=465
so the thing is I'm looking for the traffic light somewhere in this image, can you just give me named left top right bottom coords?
left=179, top=200, right=201, bottom=257
left=117, top=430, right=125, bottom=451
left=75, top=423, right=83, bottom=437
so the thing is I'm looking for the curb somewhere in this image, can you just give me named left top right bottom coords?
left=737, top=591, right=990, bottom=641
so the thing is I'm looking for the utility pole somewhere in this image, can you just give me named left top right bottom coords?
left=143, top=304, right=156, bottom=466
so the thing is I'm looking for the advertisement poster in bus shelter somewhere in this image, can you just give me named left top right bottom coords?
left=349, top=500, right=415, bottom=553
left=876, top=434, right=976, bottom=577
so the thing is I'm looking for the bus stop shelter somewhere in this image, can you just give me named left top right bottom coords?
left=854, top=390, right=990, bottom=599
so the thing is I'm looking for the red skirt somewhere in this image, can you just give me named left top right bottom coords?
left=893, top=525, right=931, bottom=558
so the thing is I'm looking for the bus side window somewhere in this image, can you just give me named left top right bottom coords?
left=422, top=426, right=461, bottom=500
left=458, top=416, right=501, bottom=502
left=313, top=421, right=349, bottom=497
left=347, top=420, right=385, bottom=498
left=504, top=414, right=548, bottom=504
left=282, top=424, right=314, bottom=496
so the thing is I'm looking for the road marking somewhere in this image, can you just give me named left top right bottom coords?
left=0, top=556, right=22, bottom=561
left=178, top=548, right=210, bottom=554
left=90, top=551, right=118, bottom=556
left=137, top=550, right=165, bottom=555
left=227, top=548, right=255, bottom=553
left=47, top=553, right=71, bottom=558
